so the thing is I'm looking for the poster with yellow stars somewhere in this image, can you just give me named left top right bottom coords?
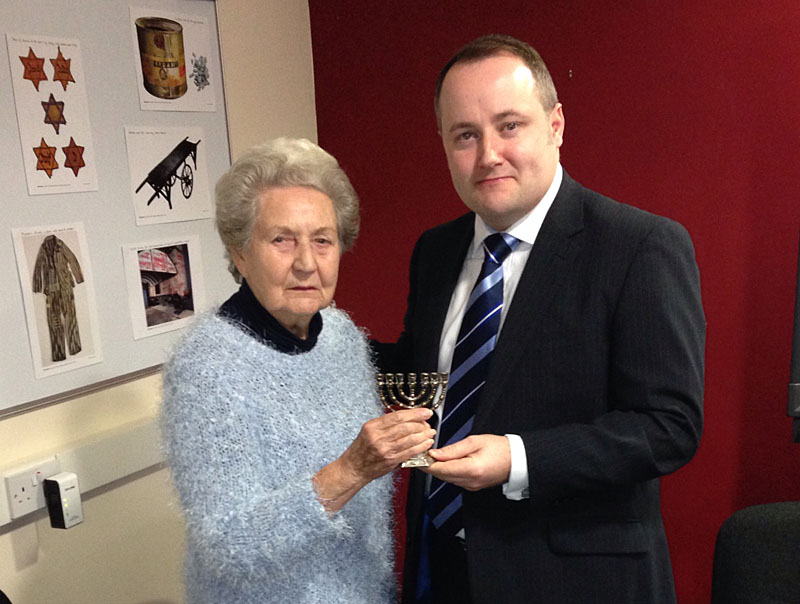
left=6, top=33, right=98, bottom=195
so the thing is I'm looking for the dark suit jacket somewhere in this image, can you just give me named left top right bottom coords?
left=378, top=173, right=705, bottom=604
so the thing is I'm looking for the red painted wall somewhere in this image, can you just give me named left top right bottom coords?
left=309, top=2, right=800, bottom=601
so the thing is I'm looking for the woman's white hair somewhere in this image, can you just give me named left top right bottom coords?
left=215, top=137, right=360, bottom=282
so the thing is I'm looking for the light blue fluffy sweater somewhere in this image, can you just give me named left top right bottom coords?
left=161, top=307, right=396, bottom=603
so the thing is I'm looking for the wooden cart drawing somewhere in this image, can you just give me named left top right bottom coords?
left=135, top=137, right=201, bottom=209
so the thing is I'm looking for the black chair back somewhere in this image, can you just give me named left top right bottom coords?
left=711, top=501, right=800, bottom=603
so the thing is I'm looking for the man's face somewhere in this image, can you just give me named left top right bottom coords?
left=437, top=54, right=565, bottom=231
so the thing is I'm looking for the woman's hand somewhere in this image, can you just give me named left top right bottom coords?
left=341, top=407, right=436, bottom=481
left=313, top=408, right=435, bottom=513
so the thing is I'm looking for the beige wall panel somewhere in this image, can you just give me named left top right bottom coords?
left=217, top=0, right=318, bottom=158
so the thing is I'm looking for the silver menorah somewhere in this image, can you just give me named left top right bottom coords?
left=376, top=372, right=449, bottom=467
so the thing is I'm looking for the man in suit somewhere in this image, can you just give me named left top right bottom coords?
left=376, top=34, right=705, bottom=603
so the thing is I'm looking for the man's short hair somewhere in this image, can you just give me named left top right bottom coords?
left=434, top=34, right=559, bottom=127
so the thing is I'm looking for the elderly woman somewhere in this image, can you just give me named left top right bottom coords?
left=160, top=138, right=434, bottom=604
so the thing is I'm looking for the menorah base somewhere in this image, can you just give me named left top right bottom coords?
left=401, top=452, right=434, bottom=468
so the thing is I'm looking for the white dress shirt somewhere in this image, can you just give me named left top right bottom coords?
left=435, top=164, right=563, bottom=500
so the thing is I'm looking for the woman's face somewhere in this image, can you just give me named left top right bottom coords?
left=232, top=186, right=340, bottom=338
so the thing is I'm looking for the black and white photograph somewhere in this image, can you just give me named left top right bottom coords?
left=125, top=125, right=211, bottom=226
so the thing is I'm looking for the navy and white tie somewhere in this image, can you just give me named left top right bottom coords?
left=427, top=232, right=519, bottom=536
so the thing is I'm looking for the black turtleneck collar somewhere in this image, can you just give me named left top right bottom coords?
left=218, top=280, right=322, bottom=354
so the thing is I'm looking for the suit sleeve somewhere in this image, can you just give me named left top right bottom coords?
left=524, top=218, right=705, bottom=503
left=60, top=240, right=84, bottom=284
left=32, top=245, right=46, bottom=293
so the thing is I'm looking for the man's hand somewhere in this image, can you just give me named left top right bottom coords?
left=423, top=434, right=511, bottom=491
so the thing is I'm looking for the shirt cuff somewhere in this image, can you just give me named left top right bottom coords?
left=502, top=434, right=530, bottom=500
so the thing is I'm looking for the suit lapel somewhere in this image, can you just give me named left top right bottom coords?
left=476, top=174, right=586, bottom=426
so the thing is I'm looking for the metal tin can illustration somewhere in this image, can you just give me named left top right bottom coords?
left=135, top=17, right=187, bottom=99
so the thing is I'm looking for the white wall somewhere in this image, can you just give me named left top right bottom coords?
left=0, top=2, right=316, bottom=602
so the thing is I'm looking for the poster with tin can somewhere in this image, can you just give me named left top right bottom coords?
left=129, top=6, right=216, bottom=112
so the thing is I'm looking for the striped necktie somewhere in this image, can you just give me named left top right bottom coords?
left=427, top=232, right=519, bottom=536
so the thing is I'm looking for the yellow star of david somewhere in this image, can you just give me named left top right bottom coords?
left=62, top=137, right=86, bottom=177
left=42, top=93, right=67, bottom=134
left=19, top=47, right=47, bottom=91
left=50, top=46, right=75, bottom=91
left=33, top=138, right=59, bottom=178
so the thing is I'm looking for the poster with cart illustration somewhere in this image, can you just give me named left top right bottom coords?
left=12, top=222, right=103, bottom=379
left=121, top=235, right=206, bottom=340
left=6, top=33, right=98, bottom=195
left=129, top=6, right=217, bottom=112
left=124, top=125, right=211, bottom=226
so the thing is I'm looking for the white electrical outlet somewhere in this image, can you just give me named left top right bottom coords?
left=4, top=456, right=61, bottom=519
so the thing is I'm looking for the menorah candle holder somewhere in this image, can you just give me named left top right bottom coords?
left=376, top=372, right=448, bottom=468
